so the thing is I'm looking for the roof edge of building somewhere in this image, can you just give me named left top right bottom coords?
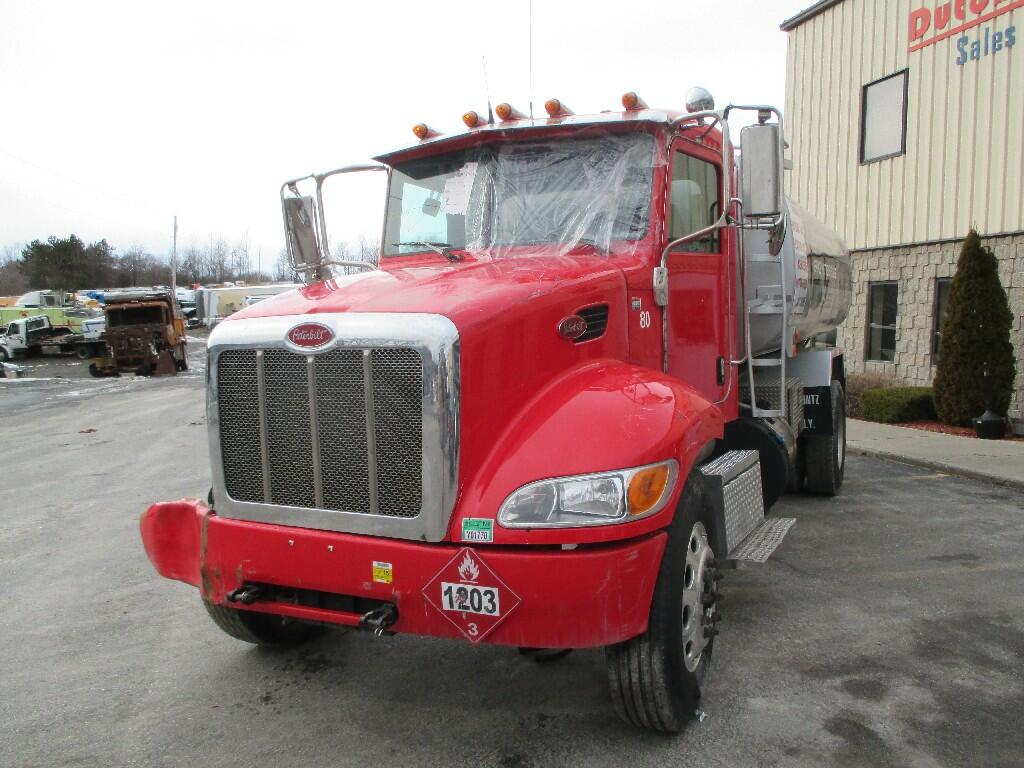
left=780, top=0, right=846, bottom=31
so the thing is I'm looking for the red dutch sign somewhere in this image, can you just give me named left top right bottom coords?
left=422, top=548, right=521, bottom=643
left=286, top=322, right=334, bottom=349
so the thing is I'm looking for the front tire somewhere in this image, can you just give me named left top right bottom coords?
left=203, top=600, right=323, bottom=648
left=605, top=472, right=720, bottom=732
left=804, top=380, right=846, bottom=495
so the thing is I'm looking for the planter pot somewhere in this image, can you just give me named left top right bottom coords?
left=973, top=410, right=1006, bottom=439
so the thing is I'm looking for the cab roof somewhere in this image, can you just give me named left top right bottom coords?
left=373, top=108, right=687, bottom=165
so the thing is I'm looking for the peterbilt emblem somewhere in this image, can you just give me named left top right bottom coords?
left=286, top=322, right=334, bottom=349
left=558, top=315, right=587, bottom=340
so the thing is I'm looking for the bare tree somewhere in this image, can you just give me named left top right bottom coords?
left=273, top=248, right=297, bottom=282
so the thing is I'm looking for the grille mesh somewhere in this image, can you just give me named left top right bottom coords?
left=371, top=348, right=423, bottom=517
left=216, top=345, right=424, bottom=519
left=217, top=350, right=264, bottom=502
left=315, top=349, right=370, bottom=513
left=264, top=350, right=316, bottom=508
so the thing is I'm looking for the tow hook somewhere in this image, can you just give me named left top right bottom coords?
left=226, top=584, right=262, bottom=605
left=359, top=604, right=398, bottom=637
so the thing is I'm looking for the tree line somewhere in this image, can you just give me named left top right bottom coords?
left=0, top=235, right=298, bottom=296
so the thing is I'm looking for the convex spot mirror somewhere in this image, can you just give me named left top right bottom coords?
left=740, top=123, right=782, bottom=218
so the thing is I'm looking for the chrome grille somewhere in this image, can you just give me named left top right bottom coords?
left=216, top=346, right=424, bottom=518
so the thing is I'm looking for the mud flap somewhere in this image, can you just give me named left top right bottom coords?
left=701, top=450, right=794, bottom=563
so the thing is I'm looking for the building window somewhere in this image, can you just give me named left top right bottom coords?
left=866, top=282, right=899, bottom=362
left=860, top=71, right=908, bottom=163
left=931, top=277, right=952, bottom=363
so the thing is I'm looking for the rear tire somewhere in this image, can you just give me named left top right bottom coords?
left=605, top=471, right=719, bottom=732
left=804, top=380, right=846, bottom=495
left=75, top=346, right=91, bottom=360
left=203, top=600, right=324, bottom=648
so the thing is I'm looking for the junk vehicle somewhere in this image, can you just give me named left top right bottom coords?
left=195, top=283, right=301, bottom=327
left=0, top=291, right=92, bottom=332
left=139, top=89, right=852, bottom=732
left=0, top=315, right=106, bottom=361
left=89, top=289, right=187, bottom=377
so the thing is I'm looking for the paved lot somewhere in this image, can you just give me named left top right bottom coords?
left=1, top=371, right=1022, bottom=768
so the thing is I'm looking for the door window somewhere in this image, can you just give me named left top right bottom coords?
left=669, top=151, right=720, bottom=252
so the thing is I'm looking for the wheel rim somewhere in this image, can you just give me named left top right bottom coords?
left=681, top=521, right=713, bottom=673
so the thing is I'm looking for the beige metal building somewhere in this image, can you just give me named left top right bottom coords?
left=781, top=0, right=1023, bottom=414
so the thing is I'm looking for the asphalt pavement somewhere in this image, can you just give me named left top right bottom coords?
left=1, top=371, right=1022, bottom=768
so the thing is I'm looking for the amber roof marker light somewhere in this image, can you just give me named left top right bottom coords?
left=495, top=102, right=527, bottom=121
left=412, top=123, right=441, bottom=140
left=621, top=91, right=648, bottom=111
left=544, top=98, right=574, bottom=117
left=462, top=111, right=483, bottom=128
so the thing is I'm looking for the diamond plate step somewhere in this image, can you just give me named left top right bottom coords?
left=729, top=517, right=796, bottom=562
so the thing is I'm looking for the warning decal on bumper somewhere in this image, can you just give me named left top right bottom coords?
left=422, top=548, right=520, bottom=643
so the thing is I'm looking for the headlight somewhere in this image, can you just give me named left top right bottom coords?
left=497, top=460, right=678, bottom=528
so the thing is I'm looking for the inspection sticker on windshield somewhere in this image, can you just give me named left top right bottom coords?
left=422, top=548, right=520, bottom=643
left=461, top=518, right=493, bottom=543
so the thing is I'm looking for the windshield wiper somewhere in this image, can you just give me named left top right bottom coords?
left=392, top=241, right=460, bottom=261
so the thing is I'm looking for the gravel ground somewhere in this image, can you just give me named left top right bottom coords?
left=1, top=369, right=1022, bottom=768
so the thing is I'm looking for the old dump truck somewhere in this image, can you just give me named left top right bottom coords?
left=140, top=89, right=851, bottom=731
left=89, top=289, right=187, bottom=376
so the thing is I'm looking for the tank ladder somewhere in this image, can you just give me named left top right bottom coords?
left=742, top=247, right=789, bottom=420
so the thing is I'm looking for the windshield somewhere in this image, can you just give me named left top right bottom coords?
left=108, top=306, right=165, bottom=327
left=383, top=132, right=656, bottom=257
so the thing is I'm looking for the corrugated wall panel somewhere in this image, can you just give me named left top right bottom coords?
left=1006, top=37, right=1024, bottom=234
left=784, top=0, right=1023, bottom=248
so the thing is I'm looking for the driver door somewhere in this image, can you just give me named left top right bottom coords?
left=664, top=144, right=730, bottom=404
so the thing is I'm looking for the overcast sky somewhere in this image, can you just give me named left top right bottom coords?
left=0, top=0, right=806, bottom=267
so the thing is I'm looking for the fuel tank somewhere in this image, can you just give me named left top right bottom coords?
left=742, top=200, right=852, bottom=357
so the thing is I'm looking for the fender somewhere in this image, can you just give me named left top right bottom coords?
left=455, top=359, right=724, bottom=546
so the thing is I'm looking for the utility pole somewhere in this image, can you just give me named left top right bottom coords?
left=171, top=215, right=178, bottom=298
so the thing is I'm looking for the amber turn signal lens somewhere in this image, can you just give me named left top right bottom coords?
left=462, top=111, right=480, bottom=128
left=627, top=465, right=671, bottom=515
left=412, top=123, right=430, bottom=140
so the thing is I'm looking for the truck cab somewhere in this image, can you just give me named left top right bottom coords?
left=140, top=90, right=851, bottom=731
left=1, top=315, right=66, bottom=360
left=91, top=291, right=188, bottom=376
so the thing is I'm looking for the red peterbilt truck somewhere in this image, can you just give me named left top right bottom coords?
left=140, top=88, right=852, bottom=732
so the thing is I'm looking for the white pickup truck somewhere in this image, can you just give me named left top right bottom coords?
left=0, top=315, right=106, bottom=361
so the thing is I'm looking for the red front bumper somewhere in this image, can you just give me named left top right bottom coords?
left=140, top=500, right=665, bottom=648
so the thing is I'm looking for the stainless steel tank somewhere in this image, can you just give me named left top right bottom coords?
left=742, top=200, right=852, bottom=357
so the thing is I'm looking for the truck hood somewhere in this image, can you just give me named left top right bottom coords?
left=229, top=254, right=625, bottom=334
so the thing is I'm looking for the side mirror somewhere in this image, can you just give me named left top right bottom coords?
left=283, top=196, right=322, bottom=272
left=740, top=123, right=783, bottom=218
